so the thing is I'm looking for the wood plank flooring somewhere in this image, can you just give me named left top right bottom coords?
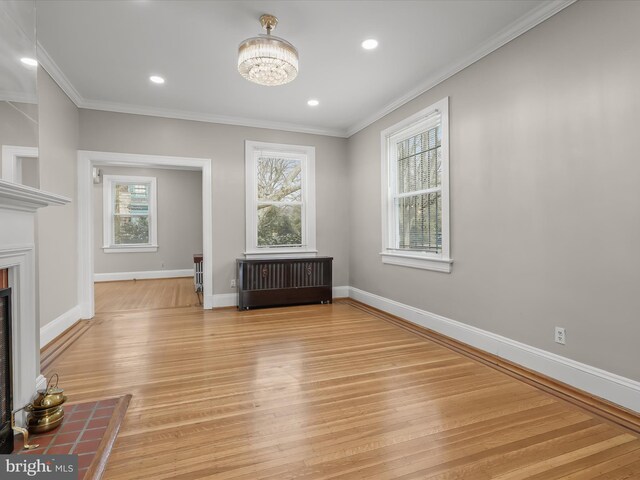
left=94, top=277, right=200, bottom=313
left=45, top=285, right=640, bottom=479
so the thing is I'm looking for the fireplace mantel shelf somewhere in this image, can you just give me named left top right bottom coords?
left=0, top=180, right=68, bottom=426
left=0, top=179, right=71, bottom=213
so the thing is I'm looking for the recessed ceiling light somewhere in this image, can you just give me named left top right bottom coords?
left=20, top=57, right=38, bottom=67
left=149, top=75, right=165, bottom=84
left=361, top=39, right=378, bottom=50
left=307, top=99, right=319, bottom=107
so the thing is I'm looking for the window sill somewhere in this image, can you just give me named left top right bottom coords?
left=103, top=245, right=158, bottom=254
left=380, top=251, right=452, bottom=273
left=244, top=249, right=318, bottom=259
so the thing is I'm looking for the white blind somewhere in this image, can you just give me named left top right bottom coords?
left=393, top=119, right=443, bottom=252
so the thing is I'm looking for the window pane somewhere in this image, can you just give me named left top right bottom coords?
left=397, top=126, right=441, bottom=193
left=114, top=183, right=150, bottom=215
left=114, top=215, right=149, bottom=244
left=257, top=204, right=302, bottom=246
left=257, top=157, right=302, bottom=202
left=396, top=191, right=441, bottom=252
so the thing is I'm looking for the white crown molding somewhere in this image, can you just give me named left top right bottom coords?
left=344, top=0, right=577, bottom=137
left=37, top=42, right=346, bottom=138
left=79, top=99, right=348, bottom=138
left=36, top=41, right=84, bottom=106
left=36, top=0, right=575, bottom=140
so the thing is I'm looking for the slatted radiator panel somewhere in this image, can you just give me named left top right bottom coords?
left=237, top=257, right=333, bottom=310
left=247, top=262, right=288, bottom=291
left=291, top=261, right=329, bottom=288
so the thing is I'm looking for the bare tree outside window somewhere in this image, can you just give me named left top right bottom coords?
left=256, top=157, right=303, bottom=246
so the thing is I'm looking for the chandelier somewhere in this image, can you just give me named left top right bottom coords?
left=238, top=14, right=299, bottom=86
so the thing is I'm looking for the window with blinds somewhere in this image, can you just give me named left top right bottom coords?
left=381, top=97, right=451, bottom=272
left=103, top=175, right=158, bottom=252
left=394, top=123, right=442, bottom=252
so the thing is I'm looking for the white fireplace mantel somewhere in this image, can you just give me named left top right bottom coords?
left=0, top=179, right=70, bottom=212
left=0, top=179, right=70, bottom=423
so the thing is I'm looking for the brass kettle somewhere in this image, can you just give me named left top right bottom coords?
left=30, top=374, right=66, bottom=410
left=25, top=374, right=67, bottom=434
left=25, top=406, right=65, bottom=434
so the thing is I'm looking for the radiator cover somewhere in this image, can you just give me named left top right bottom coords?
left=236, top=257, right=333, bottom=310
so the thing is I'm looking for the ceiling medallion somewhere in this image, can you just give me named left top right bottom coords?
left=238, top=14, right=299, bottom=86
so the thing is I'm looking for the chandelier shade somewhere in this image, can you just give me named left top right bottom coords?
left=238, top=15, right=299, bottom=86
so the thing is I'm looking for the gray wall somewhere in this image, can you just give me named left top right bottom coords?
left=348, top=0, right=640, bottom=381
left=0, top=101, right=38, bottom=178
left=37, top=68, right=78, bottom=327
left=78, top=111, right=350, bottom=292
left=0, top=101, right=38, bottom=147
left=93, top=166, right=203, bottom=274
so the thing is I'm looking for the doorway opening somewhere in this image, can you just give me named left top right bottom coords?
left=77, top=151, right=213, bottom=318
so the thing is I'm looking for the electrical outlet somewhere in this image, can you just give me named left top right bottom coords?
left=554, top=327, right=566, bottom=345
left=161, top=262, right=165, bottom=269
left=230, top=279, right=236, bottom=288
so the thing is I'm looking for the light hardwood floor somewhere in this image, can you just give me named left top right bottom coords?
left=94, top=277, right=200, bottom=313
left=45, top=283, right=640, bottom=479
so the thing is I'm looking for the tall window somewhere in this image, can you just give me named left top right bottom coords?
left=103, top=175, right=158, bottom=253
left=381, top=97, right=452, bottom=272
left=245, top=141, right=316, bottom=257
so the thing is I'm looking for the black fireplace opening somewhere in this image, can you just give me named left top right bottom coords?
left=0, top=288, right=12, bottom=454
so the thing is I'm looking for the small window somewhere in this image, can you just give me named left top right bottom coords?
left=245, top=141, right=316, bottom=258
left=103, top=175, right=158, bottom=253
left=381, top=97, right=452, bottom=272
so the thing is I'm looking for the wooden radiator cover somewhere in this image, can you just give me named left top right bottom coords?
left=236, top=257, right=333, bottom=310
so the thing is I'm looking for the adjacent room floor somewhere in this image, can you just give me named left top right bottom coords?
left=94, top=277, right=200, bottom=313
left=43, top=280, right=640, bottom=479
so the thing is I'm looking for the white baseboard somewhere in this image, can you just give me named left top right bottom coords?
left=212, top=293, right=237, bottom=308
left=203, top=294, right=214, bottom=310
left=333, top=285, right=350, bottom=298
left=94, top=269, right=194, bottom=282
left=40, top=304, right=81, bottom=347
left=348, top=286, right=640, bottom=414
left=210, top=286, right=351, bottom=309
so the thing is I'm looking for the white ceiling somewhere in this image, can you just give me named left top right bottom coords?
left=35, top=0, right=573, bottom=137
left=1, top=1, right=37, bottom=102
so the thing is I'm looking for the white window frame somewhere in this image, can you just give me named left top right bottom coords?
left=245, top=140, right=316, bottom=258
left=102, top=174, right=158, bottom=253
left=380, top=97, right=452, bottom=273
